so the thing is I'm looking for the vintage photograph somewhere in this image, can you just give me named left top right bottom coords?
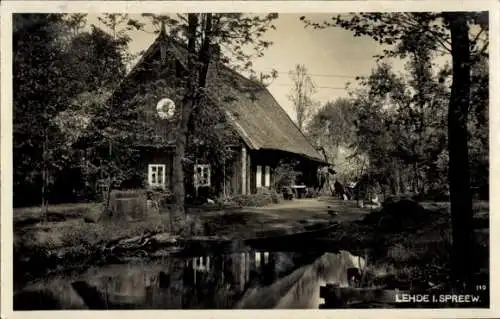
left=9, top=8, right=490, bottom=311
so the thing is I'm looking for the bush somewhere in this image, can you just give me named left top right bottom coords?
left=364, top=198, right=428, bottom=232
left=111, top=189, right=146, bottom=199
left=304, top=187, right=318, bottom=198
left=229, top=189, right=282, bottom=207
left=423, top=187, right=450, bottom=201
left=270, top=189, right=283, bottom=204
left=273, top=160, right=302, bottom=189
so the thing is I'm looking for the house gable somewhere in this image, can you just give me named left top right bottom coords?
left=108, top=37, right=191, bottom=147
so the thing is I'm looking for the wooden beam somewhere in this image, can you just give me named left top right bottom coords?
left=241, top=145, right=247, bottom=195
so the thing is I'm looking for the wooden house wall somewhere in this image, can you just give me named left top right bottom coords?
left=114, top=50, right=186, bottom=147
left=137, top=146, right=321, bottom=196
left=227, top=146, right=242, bottom=197
left=139, top=145, right=247, bottom=198
left=224, top=145, right=251, bottom=197
left=248, top=150, right=280, bottom=193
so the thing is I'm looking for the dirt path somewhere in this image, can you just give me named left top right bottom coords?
left=197, top=198, right=372, bottom=238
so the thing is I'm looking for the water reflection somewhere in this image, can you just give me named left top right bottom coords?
left=15, top=249, right=365, bottom=310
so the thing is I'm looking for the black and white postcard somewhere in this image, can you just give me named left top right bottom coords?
left=1, top=1, right=499, bottom=318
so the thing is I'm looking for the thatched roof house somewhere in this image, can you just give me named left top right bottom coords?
left=106, top=31, right=327, bottom=197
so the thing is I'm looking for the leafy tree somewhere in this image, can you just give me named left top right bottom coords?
left=96, top=13, right=145, bottom=65
left=13, top=13, right=137, bottom=208
left=468, top=56, right=488, bottom=199
left=287, top=64, right=316, bottom=131
left=64, top=25, right=127, bottom=93
left=347, top=60, right=448, bottom=195
left=63, top=13, right=87, bottom=37
left=350, top=63, right=409, bottom=191
left=301, top=11, right=488, bottom=288
left=306, top=98, right=361, bottom=181
left=128, top=13, right=279, bottom=233
left=55, top=18, right=135, bottom=207
left=13, top=14, right=76, bottom=210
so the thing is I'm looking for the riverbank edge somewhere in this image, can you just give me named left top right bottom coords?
left=14, top=201, right=490, bottom=295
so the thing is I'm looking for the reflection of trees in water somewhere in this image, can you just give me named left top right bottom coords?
left=91, top=250, right=325, bottom=309
left=17, top=249, right=361, bottom=309
left=236, top=251, right=367, bottom=309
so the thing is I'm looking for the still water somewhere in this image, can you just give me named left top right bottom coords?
left=15, top=249, right=366, bottom=310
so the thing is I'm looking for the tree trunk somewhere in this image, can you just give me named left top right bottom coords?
left=171, top=99, right=192, bottom=233
left=41, top=168, right=48, bottom=222
left=41, top=128, right=49, bottom=222
left=170, top=14, right=203, bottom=234
left=413, top=163, right=419, bottom=194
left=393, top=161, right=401, bottom=195
left=444, top=12, right=475, bottom=288
left=399, top=165, right=407, bottom=194
left=388, top=160, right=399, bottom=196
left=104, top=141, right=113, bottom=214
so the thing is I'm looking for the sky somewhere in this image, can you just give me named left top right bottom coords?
left=87, top=13, right=439, bottom=121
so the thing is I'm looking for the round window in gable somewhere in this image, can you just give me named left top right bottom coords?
left=156, top=98, right=176, bottom=120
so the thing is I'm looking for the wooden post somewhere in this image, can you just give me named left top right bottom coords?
left=222, top=156, right=226, bottom=199
left=247, top=151, right=252, bottom=194
left=241, top=146, right=247, bottom=195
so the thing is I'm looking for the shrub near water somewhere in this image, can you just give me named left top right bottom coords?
left=362, top=197, right=429, bottom=232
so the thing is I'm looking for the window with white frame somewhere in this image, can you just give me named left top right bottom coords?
left=148, top=164, right=166, bottom=188
left=194, top=164, right=211, bottom=188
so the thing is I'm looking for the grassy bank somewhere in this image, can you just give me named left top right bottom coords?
left=13, top=211, right=175, bottom=286
left=12, top=195, right=288, bottom=285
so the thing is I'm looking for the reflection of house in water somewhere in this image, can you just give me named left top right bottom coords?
left=186, top=251, right=273, bottom=291
left=70, top=250, right=317, bottom=309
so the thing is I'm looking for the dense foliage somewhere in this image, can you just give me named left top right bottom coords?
left=305, top=13, right=488, bottom=199
left=302, top=11, right=488, bottom=287
left=13, top=14, right=136, bottom=207
left=13, top=13, right=278, bottom=213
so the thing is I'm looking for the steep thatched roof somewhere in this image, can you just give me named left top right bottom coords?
left=111, top=34, right=326, bottom=163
